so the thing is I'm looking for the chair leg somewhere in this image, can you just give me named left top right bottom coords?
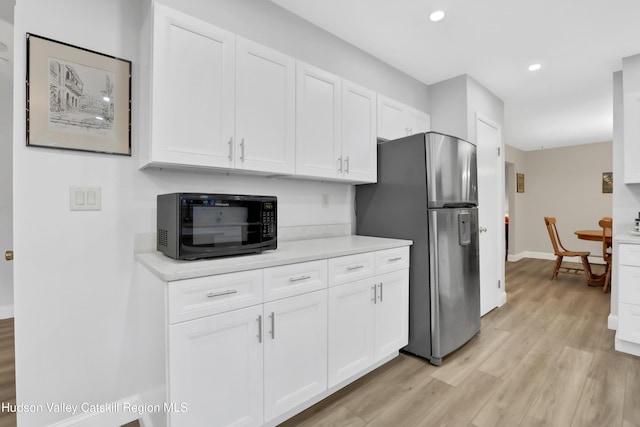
left=552, top=256, right=563, bottom=280
left=580, top=256, right=593, bottom=285
left=603, top=263, right=612, bottom=293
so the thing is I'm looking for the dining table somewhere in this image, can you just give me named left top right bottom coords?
left=574, top=229, right=612, bottom=244
left=574, top=228, right=611, bottom=286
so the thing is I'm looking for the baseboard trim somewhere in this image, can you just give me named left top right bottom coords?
left=0, top=304, right=14, bottom=319
left=507, top=251, right=604, bottom=265
left=608, top=314, right=618, bottom=331
left=47, top=394, right=142, bottom=427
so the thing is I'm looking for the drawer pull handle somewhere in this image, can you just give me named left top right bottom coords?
left=257, top=315, right=262, bottom=343
left=206, top=290, right=238, bottom=298
left=347, top=264, right=364, bottom=271
left=269, top=312, right=275, bottom=339
left=289, top=275, right=311, bottom=282
left=388, top=257, right=402, bottom=262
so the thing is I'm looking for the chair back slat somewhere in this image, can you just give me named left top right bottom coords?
left=598, top=217, right=612, bottom=260
left=544, top=216, right=566, bottom=255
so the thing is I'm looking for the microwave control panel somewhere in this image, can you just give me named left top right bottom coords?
left=262, top=201, right=277, bottom=240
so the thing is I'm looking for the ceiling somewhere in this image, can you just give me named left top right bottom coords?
left=271, top=0, right=640, bottom=151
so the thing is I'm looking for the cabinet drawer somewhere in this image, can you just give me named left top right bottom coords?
left=375, top=246, right=410, bottom=274
left=328, top=252, right=375, bottom=287
left=619, top=265, right=640, bottom=305
left=168, top=270, right=263, bottom=324
left=263, top=260, right=328, bottom=302
left=618, top=303, right=640, bottom=344
left=619, top=244, right=640, bottom=267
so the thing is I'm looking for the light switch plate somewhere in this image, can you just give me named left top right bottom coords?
left=70, top=186, right=102, bottom=211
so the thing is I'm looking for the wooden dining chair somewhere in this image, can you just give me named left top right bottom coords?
left=544, top=217, right=593, bottom=283
left=599, top=217, right=613, bottom=293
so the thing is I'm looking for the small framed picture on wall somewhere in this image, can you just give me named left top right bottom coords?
left=516, top=173, right=525, bottom=193
left=602, top=172, right=613, bottom=193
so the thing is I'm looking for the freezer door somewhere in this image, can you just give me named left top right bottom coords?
left=429, top=207, right=481, bottom=362
left=425, top=133, right=478, bottom=208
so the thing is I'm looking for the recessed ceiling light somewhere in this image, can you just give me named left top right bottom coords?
left=429, top=11, right=445, bottom=22
left=528, top=63, right=542, bottom=71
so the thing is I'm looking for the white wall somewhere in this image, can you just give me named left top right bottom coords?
left=0, top=18, right=13, bottom=319
left=12, top=0, right=430, bottom=425
left=426, top=74, right=468, bottom=139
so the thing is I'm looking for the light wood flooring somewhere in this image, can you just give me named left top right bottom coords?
left=0, top=318, right=15, bottom=427
left=2, top=259, right=639, bottom=427
left=281, top=258, right=640, bottom=427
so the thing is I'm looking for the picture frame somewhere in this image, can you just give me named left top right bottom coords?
left=26, top=33, right=131, bottom=156
left=602, top=172, right=613, bottom=193
left=516, top=173, right=525, bottom=193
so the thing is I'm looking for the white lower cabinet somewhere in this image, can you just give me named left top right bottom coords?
left=263, top=290, right=328, bottom=421
left=328, top=269, right=409, bottom=387
left=140, top=242, right=411, bottom=427
left=617, top=245, right=640, bottom=346
left=168, top=304, right=264, bottom=427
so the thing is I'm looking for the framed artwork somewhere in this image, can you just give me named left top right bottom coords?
left=26, top=33, right=131, bottom=155
left=516, top=173, right=525, bottom=193
left=602, top=172, right=613, bottom=193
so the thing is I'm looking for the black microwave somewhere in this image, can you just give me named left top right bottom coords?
left=157, top=193, right=277, bottom=260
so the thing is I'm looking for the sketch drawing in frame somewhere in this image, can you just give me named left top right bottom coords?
left=26, top=33, right=131, bottom=155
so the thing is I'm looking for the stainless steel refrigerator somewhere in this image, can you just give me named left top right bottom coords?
left=356, top=131, right=480, bottom=366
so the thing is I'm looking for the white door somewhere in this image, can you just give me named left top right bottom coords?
left=342, top=80, right=377, bottom=182
left=263, top=290, right=327, bottom=422
left=168, top=305, right=264, bottom=427
left=236, top=37, right=295, bottom=174
left=152, top=4, right=236, bottom=168
left=476, top=114, right=505, bottom=316
left=295, top=61, right=341, bottom=179
left=0, top=18, right=13, bottom=320
left=327, top=279, right=375, bottom=387
left=374, top=270, right=409, bottom=361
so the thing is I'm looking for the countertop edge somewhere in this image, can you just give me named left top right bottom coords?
left=615, top=233, right=640, bottom=244
left=136, top=235, right=413, bottom=282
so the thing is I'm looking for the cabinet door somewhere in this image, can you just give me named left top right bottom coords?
left=377, top=94, right=408, bottom=141
left=151, top=3, right=235, bottom=168
left=168, top=305, right=263, bottom=427
left=618, top=303, right=640, bottom=344
left=236, top=37, right=296, bottom=174
left=296, top=62, right=342, bottom=178
left=263, top=290, right=327, bottom=421
left=374, top=270, right=409, bottom=361
left=342, top=80, right=377, bottom=183
left=408, top=106, right=431, bottom=135
left=328, top=279, right=375, bottom=387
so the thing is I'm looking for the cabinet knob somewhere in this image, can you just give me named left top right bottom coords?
left=4, top=250, right=12, bottom=261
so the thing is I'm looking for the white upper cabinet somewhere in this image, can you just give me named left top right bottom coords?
left=377, top=94, right=430, bottom=141
left=146, top=3, right=236, bottom=168
left=295, top=65, right=376, bottom=183
left=342, top=80, right=377, bottom=183
left=295, top=62, right=342, bottom=179
left=236, top=38, right=296, bottom=174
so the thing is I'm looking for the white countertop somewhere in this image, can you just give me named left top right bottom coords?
left=616, top=232, right=640, bottom=244
left=136, top=235, right=413, bottom=282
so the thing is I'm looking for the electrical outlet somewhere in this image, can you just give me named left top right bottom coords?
left=70, top=186, right=102, bottom=211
